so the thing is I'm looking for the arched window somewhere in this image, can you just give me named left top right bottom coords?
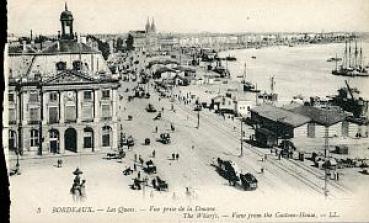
left=56, top=61, right=66, bottom=71
left=49, top=129, right=59, bottom=154
left=83, top=128, right=94, bottom=149
left=9, top=130, right=17, bottom=151
left=102, top=126, right=112, bottom=147
left=30, top=129, right=39, bottom=147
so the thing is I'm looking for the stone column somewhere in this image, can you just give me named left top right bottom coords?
left=94, top=90, right=100, bottom=122
left=112, top=122, right=118, bottom=150
left=77, top=127, right=83, bottom=153
left=94, top=124, right=101, bottom=152
left=60, top=91, right=65, bottom=124
left=59, top=127, right=65, bottom=154
left=112, top=89, right=117, bottom=122
left=77, top=90, right=82, bottom=123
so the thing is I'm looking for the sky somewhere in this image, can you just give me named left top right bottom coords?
left=7, top=0, right=369, bottom=36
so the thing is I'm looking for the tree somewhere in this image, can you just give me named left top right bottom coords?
left=126, top=34, right=134, bottom=51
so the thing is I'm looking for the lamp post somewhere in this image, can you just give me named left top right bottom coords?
left=240, top=117, right=244, bottom=157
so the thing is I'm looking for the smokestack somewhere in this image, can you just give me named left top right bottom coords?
left=30, top=29, right=33, bottom=41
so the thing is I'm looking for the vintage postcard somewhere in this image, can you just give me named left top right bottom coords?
left=4, top=0, right=369, bottom=222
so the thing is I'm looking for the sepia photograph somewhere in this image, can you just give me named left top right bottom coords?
left=3, top=0, right=369, bottom=222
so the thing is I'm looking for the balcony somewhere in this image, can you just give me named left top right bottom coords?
left=9, top=120, right=17, bottom=125
left=28, top=120, right=41, bottom=125
left=101, top=117, right=112, bottom=121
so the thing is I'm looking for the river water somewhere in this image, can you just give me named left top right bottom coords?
left=218, top=43, right=369, bottom=102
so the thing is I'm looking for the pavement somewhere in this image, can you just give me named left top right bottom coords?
left=9, top=79, right=369, bottom=223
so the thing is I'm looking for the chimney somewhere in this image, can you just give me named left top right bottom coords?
left=22, top=41, right=27, bottom=52
left=30, top=29, right=33, bottom=41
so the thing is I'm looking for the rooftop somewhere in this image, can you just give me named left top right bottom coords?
left=41, top=41, right=99, bottom=54
left=250, top=104, right=311, bottom=128
left=285, top=104, right=347, bottom=126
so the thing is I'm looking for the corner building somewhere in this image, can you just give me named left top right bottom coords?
left=7, top=4, right=120, bottom=156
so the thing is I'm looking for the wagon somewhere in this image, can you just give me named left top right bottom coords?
left=240, top=173, right=258, bottom=190
left=159, top=133, right=171, bottom=144
left=143, top=160, right=157, bottom=174
left=152, top=176, right=168, bottom=191
left=146, top=103, right=157, bottom=112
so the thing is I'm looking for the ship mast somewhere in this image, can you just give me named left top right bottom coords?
left=343, top=40, right=347, bottom=69
left=348, top=40, right=352, bottom=68
left=359, top=42, right=363, bottom=68
left=354, top=39, right=358, bottom=68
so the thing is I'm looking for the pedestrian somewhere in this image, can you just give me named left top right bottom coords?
left=155, top=126, right=158, bottom=133
left=172, top=153, right=175, bottom=160
left=134, top=163, right=137, bottom=171
left=192, top=145, right=195, bottom=150
left=152, top=150, right=156, bottom=158
left=138, top=171, right=141, bottom=179
left=134, top=154, right=137, bottom=162
left=176, top=154, right=179, bottom=160
left=261, top=168, right=264, bottom=174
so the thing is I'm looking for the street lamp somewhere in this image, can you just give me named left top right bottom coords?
left=240, top=117, right=244, bottom=157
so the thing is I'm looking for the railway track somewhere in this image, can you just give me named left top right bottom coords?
left=169, top=96, right=350, bottom=196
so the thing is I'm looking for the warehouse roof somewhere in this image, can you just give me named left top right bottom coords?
left=250, top=104, right=311, bottom=128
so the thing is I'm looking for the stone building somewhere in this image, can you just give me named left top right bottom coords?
left=6, top=4, right=120, bottom=157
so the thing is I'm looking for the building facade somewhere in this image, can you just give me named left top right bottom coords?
left=6, top=4, right=120, bottom=157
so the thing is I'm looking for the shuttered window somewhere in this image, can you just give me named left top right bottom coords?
left=82, top=105, right=93, bottom=121
left=9, top=108, right=16, bottom=123
left=29, top=107, right=40, bottom=121
left=101, top=105, right=111, bottom=117
left=49, top=107, right=59, bottom=123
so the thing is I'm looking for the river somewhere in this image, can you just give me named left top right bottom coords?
left=218, top=42, right=369, bottom=102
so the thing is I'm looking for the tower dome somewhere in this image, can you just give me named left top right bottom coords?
left=60, top=3, right=74, bottom=40
left=60, top=2, right=73, bottom=21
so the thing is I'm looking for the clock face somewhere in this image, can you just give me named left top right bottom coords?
left=65, top=91, right=76, bottom=101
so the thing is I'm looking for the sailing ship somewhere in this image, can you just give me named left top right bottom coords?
left=241, top=62, right=260, bottom=93
left=332, top=39, right=369, bottom=77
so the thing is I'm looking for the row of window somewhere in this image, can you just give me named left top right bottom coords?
left=8, top=126, right=113, bottom=150
left=8, top=90, right=111, bottom=103
left=9, top=105, right=112, bottom=124
left=56, top=61, right=87, bottom=71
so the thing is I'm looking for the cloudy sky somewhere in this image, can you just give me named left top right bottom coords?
left=7, top=0, right=369, bottom=35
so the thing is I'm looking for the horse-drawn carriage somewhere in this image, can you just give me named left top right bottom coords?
left=106, top=149, right=126, bottom=160
left=121, top=135, right=134, bottom=148
left=143, top=160, right=157, bottom=174
left=240, top=173, right=258, bottom=190
left=146, top=103, right=157, bottom=112
left=159, top=133, right=171, bottom=144
left=123, top=167, right=133, bottom=175
left=215, top=158, right=240, bottom=186
left=152, top=176, right=168, bottom=191
left=131, top=178, right=146, bottom=190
